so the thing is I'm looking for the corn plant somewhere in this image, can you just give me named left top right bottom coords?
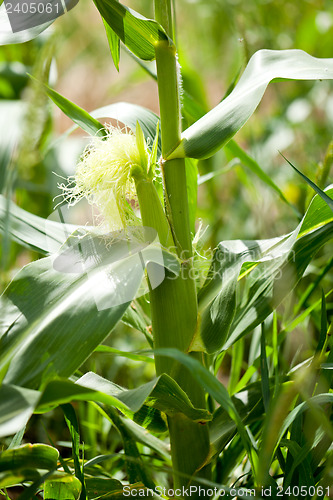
left=0, top=1, right=333, bottom=499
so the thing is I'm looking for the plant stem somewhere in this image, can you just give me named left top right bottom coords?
left=155, top=43, right=192, bottom=256
left=134, top=176, right=174, bottom=249
left=145, top=0, right=212, bottom=490
left=154, top=0, right=173, bottom=40
left=134, top=167, right=211, bottom=491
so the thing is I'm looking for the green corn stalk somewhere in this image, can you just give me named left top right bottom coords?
left=130, top=0, right=211, bottom=490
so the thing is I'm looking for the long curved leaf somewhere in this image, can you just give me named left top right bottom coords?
left=0, top=194, right=84, bottom=254
left=0, top=102, right=161, bottom=256
left=92, top=0, right=169, bottom=61
left=103, top=17, right=120, bottom=70
left=1, top=229, right=179, bottom=388
left=196, top=186, right=333, bottom=353
left=0, top=368, right=210, bottom=438
left=76, top=371, right=211, bottom=422
left=44, top=473, right=82, bottom=500
left=0, top=0, right=84, bottom=45
left=0, top=3, right=53, bottom=45
left=0, top=443, right=59, bottom=488
left=227, top=192, right=333, bottom=349
left=41, top=82, right=161, bottom=153
left=168, top=50, right=333, bottom=160
left=36, top=79, right=107, bottom=138
left=258, top=393, right=333, bottom=486
left=209, top=381, right=265, bottom=457
left=154, top=347, right=258, bottom=474
left=0, top=384, right=40, bottom=437
left=89, top=102, right=161, bottom=155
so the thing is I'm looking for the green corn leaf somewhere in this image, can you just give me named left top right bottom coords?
left=117, top=416, right=169, bottom=458
left=61, top=405, right=85, bottom=495
left=47, top=98, right=161, bottom=156
left=103, top=18, right=120, bottom=71
left=195, top=267, right=237, bottom=353
left=196, top=186, right=333, bottom=353
left=86, top=407, right=168, bottom=460
left=76, top=371, right=211, bottom=423
left=135, top=121, right=149, bottom=171
left=1, top=229, right=179, bottom=389
left=44, top=473, right=82, bottom=500
left=209, top=381, right=264, bottom=459
left=85, top=477, right=123, bottom=499
left=94, top=345, right=154, bottom=364
left=0, top=384, right=40, bottom=438
left=0, top=443, right=59, bottom=471
left=81, top=102, right=161, bottom=155
left=281, top=153, right=333, bottom=212
left=228, top=338, right=244, bottom=395
left=150, top=121, right=160, bottom=168
left=93, top=0, right=169, bottom=61
left=278, top=394, right=333, bottom=448
left=8, top=427, right=26, bottom=450
left=197, top=233, right=296, bottom=353
left=295, top=256, right=333, bottom=315
left=132, top=405, right=167, bottom=434
left=317, top=290, right=327, bottom=354
left=121, top=303, right=152, bottom=343
left=260, top=325, right=270, bottom=413
left=0, top=253, right=131, bottom=389
left=174, top=65, right=295, bottom=209
left=0, top=367, right=209, bottom=438
left=228, top=189, right=333, bottom=349
left=37, top=380, right=130, bottom=415
left=283, top=288, right=333, bottom=336
left=104, top=407, right=155, bottom=489
left=0, top=444, right=58, bottom=489
left=280, top=439, right=314, bottom=489
left=258, top=393, right=333, bottom=486
left=0, top=380, right=131, bottom=438
left=154, top=348, right=258, bottom=475
left=0, top=194, right=85, bottom=255
left=32, top=78, right=107, bottom=138
left=168, top=50, right=333, bottom=160
left=0, top=4, right=53, bottom=45
left=44, top=91, right=161, bottom=156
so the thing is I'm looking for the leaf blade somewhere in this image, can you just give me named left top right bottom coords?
left=93, top=0, right=169, bottom=61
left=168, top=50, right=333, bottom=160
left=1, top=230, right=179, bottom=388
left=196, top=186, right=333, bottom=353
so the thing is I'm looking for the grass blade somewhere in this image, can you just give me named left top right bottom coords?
left=281, top=153, right=333, bottom=212
left=260, top=324, right=270, bottom=413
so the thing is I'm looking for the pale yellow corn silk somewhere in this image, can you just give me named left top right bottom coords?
left=61, top=127, right=145, bottom=231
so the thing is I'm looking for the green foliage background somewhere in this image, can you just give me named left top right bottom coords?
left=0, top=0, right=333, bottom=498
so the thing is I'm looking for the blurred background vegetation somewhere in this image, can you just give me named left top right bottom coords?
left=0, top=0, right=332, bottom=488
left=2, top=0, right=333, bottom=237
